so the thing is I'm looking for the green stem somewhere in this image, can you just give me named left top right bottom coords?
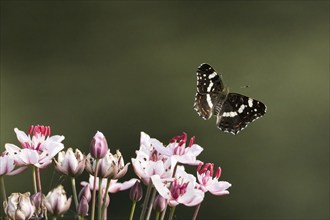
left=160, top=203, right=167, bottom=220
left=90, top=159, right=100, bottom=220
left=145, top=186, right=157, bottom=220
left=155, top=211, right=160, bottom=220
left=52, top=216, right=57, bottom=220
left=192, top=203, right=201, bottom=220
left=168, top=206, right=176, bottom=220
left=36, top=167, right=42, bottom=193
left=0, top=176, right=7, bottom=202
left=101, top=178, right=111, bottom=219
left=32, top=166, right=37, bottom=194
left=71, top=177, right=79, bottom=209
left=139, top=182, right=153, bottom=220
left=98, top=177, right=103, bottom=220
left=129, top=201, right=136, bottom=220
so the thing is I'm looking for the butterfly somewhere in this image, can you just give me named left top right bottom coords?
left=193, top=63, right=267, bottom=134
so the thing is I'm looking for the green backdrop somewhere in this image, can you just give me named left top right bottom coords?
left=1, top=1, right=329, bottom=219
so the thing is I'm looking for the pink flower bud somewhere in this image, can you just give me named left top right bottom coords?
left=30, top=192, right=46, bottom=218
left=78, top=184, right=91, bottom=202
left=3, top=192, right=35, bottom=220
left=44, top=185, right=72, bottom=216
left=77, top=196, right=89, bottom=216
left=153, top=195, right=166, bottom=212
left=90, top=131, right=108, bottom=159
left=129, top=180, right=143, bottom=202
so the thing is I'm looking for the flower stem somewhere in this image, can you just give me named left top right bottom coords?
left=91, top=159, right=100, bottom=220
left=98, top=177, right=103, bottom=219
left=155, top=211, right=160, bottom=220
left=192, top=203, right=201, bottom=220
left=101, top=178, right=111, bottom=219
left=103, top=206, right=107, bottom=220
left=32, top=166, right=38, bottom=194
left=168, top=206, right=176, bottom=220
left=52, top=216, right=57, bottom=220
left=129, top=201, right=136, bottom=220
left=36, top=167, right=42, bottom=193
left=0, top=176, right=7, bottom=202
left=145, top=186, right=157, bottom=220
left=71, top=177, right=79, bottom=209
left=139, top=182, right=153, bottom=220
left=160, top=204, right=167, bottom=220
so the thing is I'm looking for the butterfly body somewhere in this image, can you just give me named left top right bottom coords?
left=193, top=63, right=266, bottom=134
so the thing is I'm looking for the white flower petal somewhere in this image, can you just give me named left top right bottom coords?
left=14, top=128, right=30, bottom=145
left=151, top=175, right=171, bottom=200
left=140, top=132, right=151, bottom=148
left=177, top=187, right=204, bottom=206
left=185, top=144, right=203, bottom=157
left=145, top=161, right=165, bottom=177
left=206, top=181, right=231, bottom=196
left=47, top=135, right=65, bottom=143
left=150, top=139, right=172, bottom=156
left=5, top=143, right=21, bottom=154
left=109, top=178, right=138, bottom=193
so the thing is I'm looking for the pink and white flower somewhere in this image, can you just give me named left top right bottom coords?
left=54, top=148, right=86, bottom=177
left=44, top=185, right=72, bottom=216
left=5, top=125, right=64, bottom=168
left=197, top=163, right=231, bottom=196
left=86, top=149, right=130, bottom=179
left=150, top=132, right=203, bottom=165
left=151, top=165, right=205, bottom=207
left=132, top=132, right=176, bottom=185
left=0, top=153, right=27, bottom=176
left=3, top=192, right=35, bottom=220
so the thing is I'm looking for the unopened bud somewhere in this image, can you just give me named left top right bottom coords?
left=129, top=180, right=143, bottom=202
left=77, top=196, right=89, bottom=216
left=78, top=184, right=91, bottom=202
left=90, top=131, right=108, bottom=159
left=153, top=195, right=166, bottom=212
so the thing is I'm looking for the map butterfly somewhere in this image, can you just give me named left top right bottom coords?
left=193, top=63, right=267, bottom=134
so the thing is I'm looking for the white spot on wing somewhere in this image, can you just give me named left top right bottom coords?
left=222, top=111, right=238, bottom=117
left=248, top=98, right=253, bottom=107
left=208, top=72, right=217, bottom=79
left=206, top=94, right=213, bottom=109
left=206, top=82, right=213, bottom=92
left=238, top=105, right=246, bottom=113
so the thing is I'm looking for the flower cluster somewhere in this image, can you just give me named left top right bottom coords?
left=132, top=132, right=231, bottom=220
left=0, top=125, right=231, bottom=220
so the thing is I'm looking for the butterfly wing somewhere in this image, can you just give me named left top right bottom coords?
left=194, top=93, right=221, bottom=120
left=196, top=63, right=224, bottom=94
left=216, top=93, right=267, bottom=134
left=194, top=63, right=225, bottom=119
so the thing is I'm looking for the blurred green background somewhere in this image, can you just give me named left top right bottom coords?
left=1, top=1, right=329, bottom=219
